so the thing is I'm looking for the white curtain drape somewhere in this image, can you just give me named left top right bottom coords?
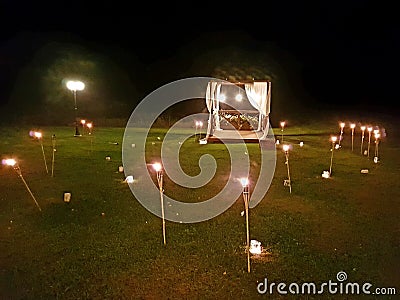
left=205, top=81, right=222, bottom=134
left=214, top=83, right=221, bottom=130
left=244, top=82, right=269, bottom=116
left=206, top=82, right=211, bottom=112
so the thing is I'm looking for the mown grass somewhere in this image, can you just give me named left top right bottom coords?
left=0, top=119, right=399, bottom=299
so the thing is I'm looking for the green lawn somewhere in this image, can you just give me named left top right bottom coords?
left=0, top=120, right=399, bottom=299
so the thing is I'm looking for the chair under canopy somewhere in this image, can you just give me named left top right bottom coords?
left=200, top=79, right=272, bottom=144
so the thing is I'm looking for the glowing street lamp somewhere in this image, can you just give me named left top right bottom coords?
left=280, top=121, right=286, bottom=143
left=338, top=122, right=345, bottom=147
left=282, top=144, right=292, bottom=194
left=360, top=126, right=366, bottom=155
left=51, top=134, right=56, bottom=177
left=66, top=80, right=85, bottom=137
left=152, top=162, right=166, bottom=245
left=33, top=131, right=48, bottom=174
left=240, top=177, right=251, bottom=273
left=329, top=136, right=337, bottom=176
left=350, top=123, right=356, bottom=151
left=367, top=127, right=373, bottom=157
left=2, top=158, right=42, bottom=211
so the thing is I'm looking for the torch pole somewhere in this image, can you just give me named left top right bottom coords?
left=243, top=186, right=250, bottom=273
left=40, top=139, right=48, bottom=174
left=157, top=171, right=166, bottom=245
left=14, top=166, right=42, bottom=211
left=51, top=134, right=56, bottom=177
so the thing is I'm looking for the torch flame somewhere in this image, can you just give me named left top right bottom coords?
left=152, top=163, right=162, bottom=172
left=2, top=158, right=16, bottom=166
left=240, top=177, right=249, bottom=188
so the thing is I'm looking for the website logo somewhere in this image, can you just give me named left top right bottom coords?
left=257, top=271, right=397, bottom=296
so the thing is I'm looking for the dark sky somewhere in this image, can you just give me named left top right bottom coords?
left=1, top=0, right=399, bottom=119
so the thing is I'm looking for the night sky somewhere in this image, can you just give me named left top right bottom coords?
left=1, top=1, right=399, bottom=123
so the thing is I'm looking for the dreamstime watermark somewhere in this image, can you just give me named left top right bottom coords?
left=122, top=77, right=276, bottom=223
left=257, top=271, right=397, bottom=296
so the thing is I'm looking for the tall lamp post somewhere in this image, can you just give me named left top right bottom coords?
left=240, top=177, right=251, bottom=273
left=152, top=163, right=166, bottom=245
left=66, top=80, right=85, bottom=137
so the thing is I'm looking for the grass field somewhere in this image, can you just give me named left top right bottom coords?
left=0, top=117, right=399, bottom=299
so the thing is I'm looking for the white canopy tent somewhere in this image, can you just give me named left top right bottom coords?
left=201, top=79, right=272, bottom=143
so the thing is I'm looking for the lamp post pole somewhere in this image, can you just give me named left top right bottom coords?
left=66, top=80, right=85, bottom=137
left=73, top=90, right=80, bottom=136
